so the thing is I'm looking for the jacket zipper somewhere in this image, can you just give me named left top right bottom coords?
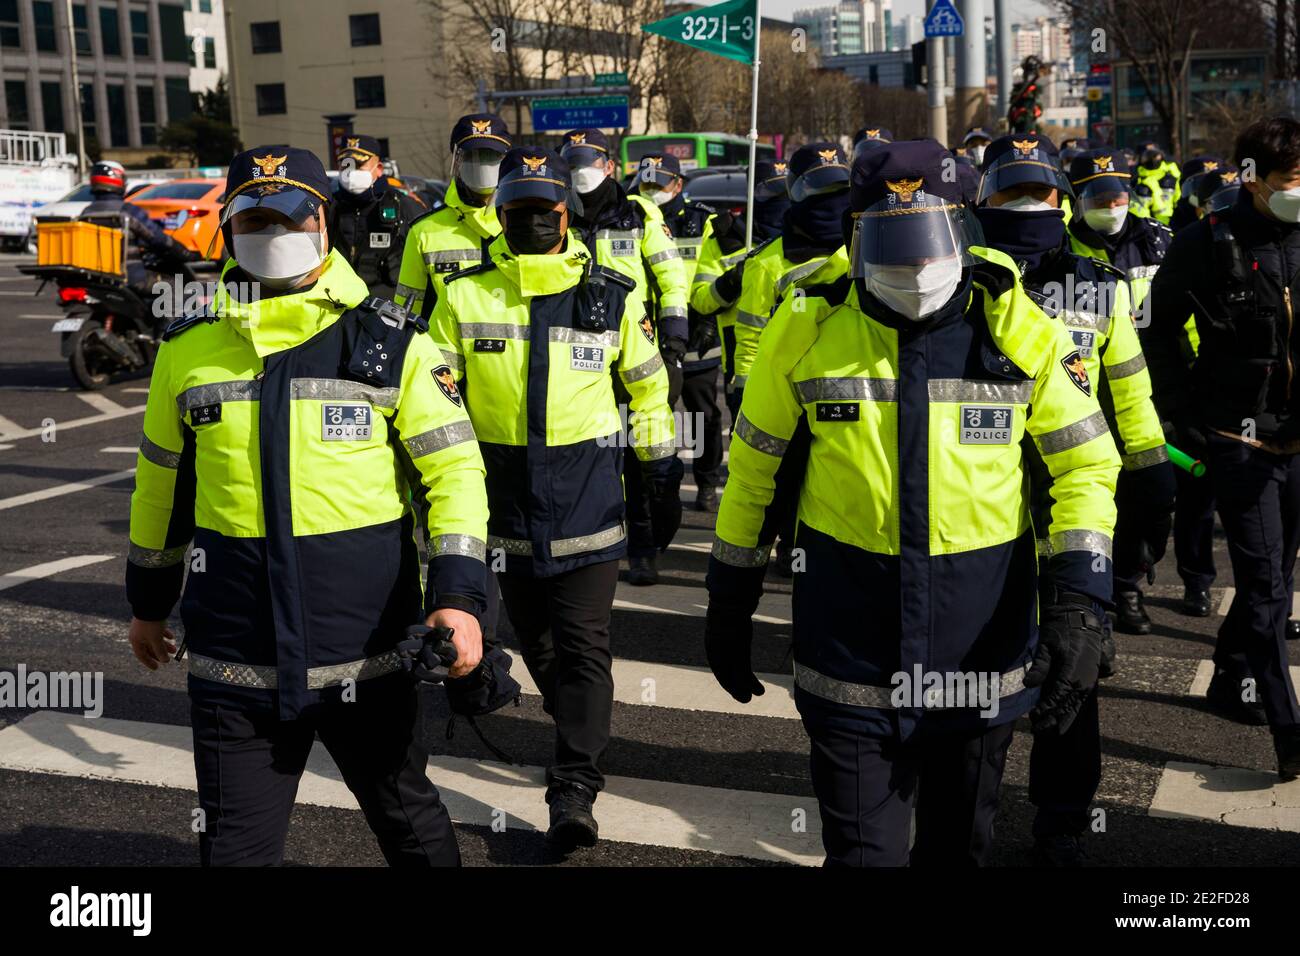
left=1286, top=285, right=1294, bottom=402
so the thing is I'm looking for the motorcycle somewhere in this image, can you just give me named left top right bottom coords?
left=21, top=257, right=212, bottom=391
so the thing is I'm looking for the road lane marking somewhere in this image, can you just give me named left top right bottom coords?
left=1215, top=587, right=1300, bottom=618
left=77, top=392, right=125, bottom=414
left=0, top=413, right=23, bottom=439
left=0, top=404, right=144, bottom=441
left=16, top=314, right=61, bottom=319
left=613, top=581, right=791, bottom=625
left=121, top=387, right=149, bottom=394
left=0, top=555, right=115, bottom=592
left=1150, top=761, right=1300, bottom=831
left=1187, top=659, right=1300, bottom=696
left=0, top=468, right=135, bottom=511
left=100, top=446, right=137, bottom=454
left=0, top=712, right=822, bottom=865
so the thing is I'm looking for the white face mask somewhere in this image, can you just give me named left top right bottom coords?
left=572, top=166, right=607, bottom=195
left=458, top=159, right=499, bottom=194
left=1083, top=205, right=1128, bottom=235
left=1000, top=195, right=1055, bottom=212
left=233, top=224, right=326, bottom=289
left=339, top=168, right=375, bottom=195
left=1265, top=182, right=1300, bottom=223
left=968, top=145, right=987, bottom=165
left=865, top=257, right=964, bottom=321
left=644, top=187, right=675, bottom=207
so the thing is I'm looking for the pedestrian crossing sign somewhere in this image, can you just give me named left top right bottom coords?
left=923, top=0, right=964, bottom=37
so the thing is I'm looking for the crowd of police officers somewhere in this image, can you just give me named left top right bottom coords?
left=122, top=107, right=1300, bottom=867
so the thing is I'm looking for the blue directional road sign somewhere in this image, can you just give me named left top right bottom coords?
left=923, top=0, right=964, bottom=37
left=531, top=96, right=631, bottom=132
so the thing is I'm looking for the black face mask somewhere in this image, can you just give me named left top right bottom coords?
left=502, top=207, right=564, bottom=255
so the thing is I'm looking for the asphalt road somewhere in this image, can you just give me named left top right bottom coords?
left=0, top=250, right=1298, bottom=867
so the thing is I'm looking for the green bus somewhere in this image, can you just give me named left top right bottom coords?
left=619, top=132, right=777, bottom=176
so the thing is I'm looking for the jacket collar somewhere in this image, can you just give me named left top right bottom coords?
left=215, top=249, right=369, bottom=357
left=488, top=231, right=592, bottom=298
left=446, top=180, right=501, bottom=241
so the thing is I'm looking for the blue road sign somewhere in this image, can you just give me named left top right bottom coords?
left=923, top=0, right=964, bottom=37
left=531, top=96, right=630, bottom=132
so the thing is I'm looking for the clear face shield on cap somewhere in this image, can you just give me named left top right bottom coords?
left=1204, top=184, right=1240, bottom=215
left=789, top=159, right=850, bottom=203
left=976, top=149, right=1074, bottom=207
left=848, top=191, right=983, bottom=320
left=559, top=144, right=609, bottom=195
left=1074, top=178, right=1132, bottom=235
left=453, top=147, right=504, bottom=194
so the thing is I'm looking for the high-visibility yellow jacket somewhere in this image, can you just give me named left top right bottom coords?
left=432, top=232, right=676, bottom=577
left=1068, top=215, right=1171, bottom=315
left=393, top=179, right=500, bottom=317
left=127, top=251, right=489, bottom=718
left=708, top=247, right=1120, bottom=737
left=1135, top=162, right=1180, bottom=225
left=621, top=192, right=692, bottom=343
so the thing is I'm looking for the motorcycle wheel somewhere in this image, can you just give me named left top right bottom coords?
left=69, top=319, right=113, bottom=391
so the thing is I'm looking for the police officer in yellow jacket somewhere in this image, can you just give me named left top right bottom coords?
left=126, top=147, right=490, bottom=866
left=393, top=113, right=511, bottom=318
left=561, top=135, right=691, bottom=584
left=975, top=132, right=1175, bottom=865
left=432, top=146, right=681, bottom=850
left=706, top=140, right=1121, bottom=866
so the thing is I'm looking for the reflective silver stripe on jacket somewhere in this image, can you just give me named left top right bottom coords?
left=712, top=536, right=772, bottom=568
left=1045, top=528, right=1113, bottom=559
left=404, top=419, right=476, bottom=458
left=176, top=379, right=260, bottom=415
left=620, top=352, right=664, bottom=383
left=793, top=661, right=1031, bottom=709
left=1122, top=445, right=1169, bottom=470
left=635, top=440, right=677, bottom=461
left=1106, top=353, right=1147, bottom=380
left=430, top=533, right=487, bottom=561
left=660, top=305, right=687, bottom=319
left=189, top=650, right=403, bottom=690
left=1035, top=410, right=1109, bottom=456
left=735, top=412, right=789, bottom=456
left=736, top=309, right=768, bottom=329
left=776, top=259, right=825, bottom=296
left=1057, top=309, right=1112, bottom=336
left=926, top=379, right=1034, bottom=404
left=290, top=378, right=400, bottom=408
left=442, top=350, right=465, bottom=372
left=688, top=345, right=723, bottom=362
left=424, top=248, right=481, bottom=265
left=595, top=228, right=643, bottom=241
left=550, top=327, right=620, bottom=348
left=795, top=377, right=898, bottom=403
left=139, top=435, right=181, bottom=469
left=127, top=543, right=187, bottom=568
left=731, top=374, right=748, bottom=389
left=487, top=523, right=626, bottom=558
left=393, top=282, right=423, bottom=302
left=1127, top=265, right=1159, bottom=281
left=647, top=248, right=681, bottom=265
left=460, top=322, right=529, bottom=340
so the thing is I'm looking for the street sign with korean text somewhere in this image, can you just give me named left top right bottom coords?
left=594, top=72, right=628, bottom=87
left=923, top=0, right=964, bottom=38
left=531, top=95, right=631, bottom=132
left=642, top=0, right=758, bottom=66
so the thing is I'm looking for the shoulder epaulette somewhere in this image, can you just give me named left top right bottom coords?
left=797, top=275, right=853, bottom=308
left=688, top=201, right=716, bottom=216
left=444, top=258, right=496, bottom=284
left=589, top=263, right=637, bottom=292
left=971, top=257, right=1017, bottom=299
left=161, top=308, right=218, bottom=341
left=1086, top=257, right=1126, bottom=282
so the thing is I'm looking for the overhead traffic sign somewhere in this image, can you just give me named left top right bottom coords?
left=923, top=0, right=964, bottom=38
left=531, top=95, right=630, bottom=132
left=642, top=0, right=758, bottom=65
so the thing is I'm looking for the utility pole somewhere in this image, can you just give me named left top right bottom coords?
left=928, top=36, right=947, bottom=145
left=993, top=0, right=1011, bottom=127
left=63, top=0, right=86, bottom=177
left=953, top=0, right=986, bottom=135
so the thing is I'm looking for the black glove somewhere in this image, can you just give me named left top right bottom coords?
left=714, top=261, right=745, bottom=305
left=662, top=337, right=685, bottom=406
left=644, top=455, right=684, bottom=550
left=395, top=624, right=457, bottom=684
left=1023, top=592, right=1105, bottom=735
left=1168, top=415, right=1209, bottom=461
left=444, top=642, right=521, bottom=716
left=705, top=601, right=764, bottom=703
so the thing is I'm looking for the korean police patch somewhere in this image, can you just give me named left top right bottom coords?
left=432, top=365, right=462, bottom=406
left=322, top=403, right=372, bottom=441
left=1061, top=350, right=1091, bottom=396
left=959, top=405, right=1013, bottom=444
left=639, top=314, right=656, bottom=344
left=571, top=345, right=605, bottom=372
left=611, top=238, right=636, bottom=257
left=1069, top=329, right=1096, bottom=358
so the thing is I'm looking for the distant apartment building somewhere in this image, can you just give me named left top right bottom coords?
left=0, top=1, right=195, bottom=162
left=796, top=0, right=892, bottom=57
left=890, top=13, right=922, bottom=52
left=185, top=0, right=225, bottom=94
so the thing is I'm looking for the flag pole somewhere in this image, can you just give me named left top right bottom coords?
left=744, top=0, right=762, bottom=250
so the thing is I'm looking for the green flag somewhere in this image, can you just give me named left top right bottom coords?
left=642, top=0, right=758, bottom=65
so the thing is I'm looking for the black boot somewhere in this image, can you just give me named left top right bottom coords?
left=1205, top=672, right=1267, bottom=726
left=1031, top=833, right=1087, bottom=867
left=1114, top=590, right=1151, bottom=634
left=627, top=554, right=658, bottom=586
left=695, top=485, right=719, bottom=513
left=1180, top=585, right=1212, bottom=617
left=1276, top=729, right=1300, bottom=782
left=546, top=781, right=598, bottom=850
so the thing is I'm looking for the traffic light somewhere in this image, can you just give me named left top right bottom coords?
left=913, top=40, right=927, bottom=87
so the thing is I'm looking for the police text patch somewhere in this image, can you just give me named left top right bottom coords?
left=959, top=405, right=1013, bottom=444
left=322, top=403, right=372, bottom=441
left=1069, top=329, right=1096, bottom=358
left=474, top=338, right=506, bottom=353
left=369, top=232, right=392, bottom=249
left=190, top=403, right=221, bottom=426
left=815, top=402, right=860, bottom=422
left=571, top=345, right=605, bottom=372
left=611, top=238, right=636, bottom=257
